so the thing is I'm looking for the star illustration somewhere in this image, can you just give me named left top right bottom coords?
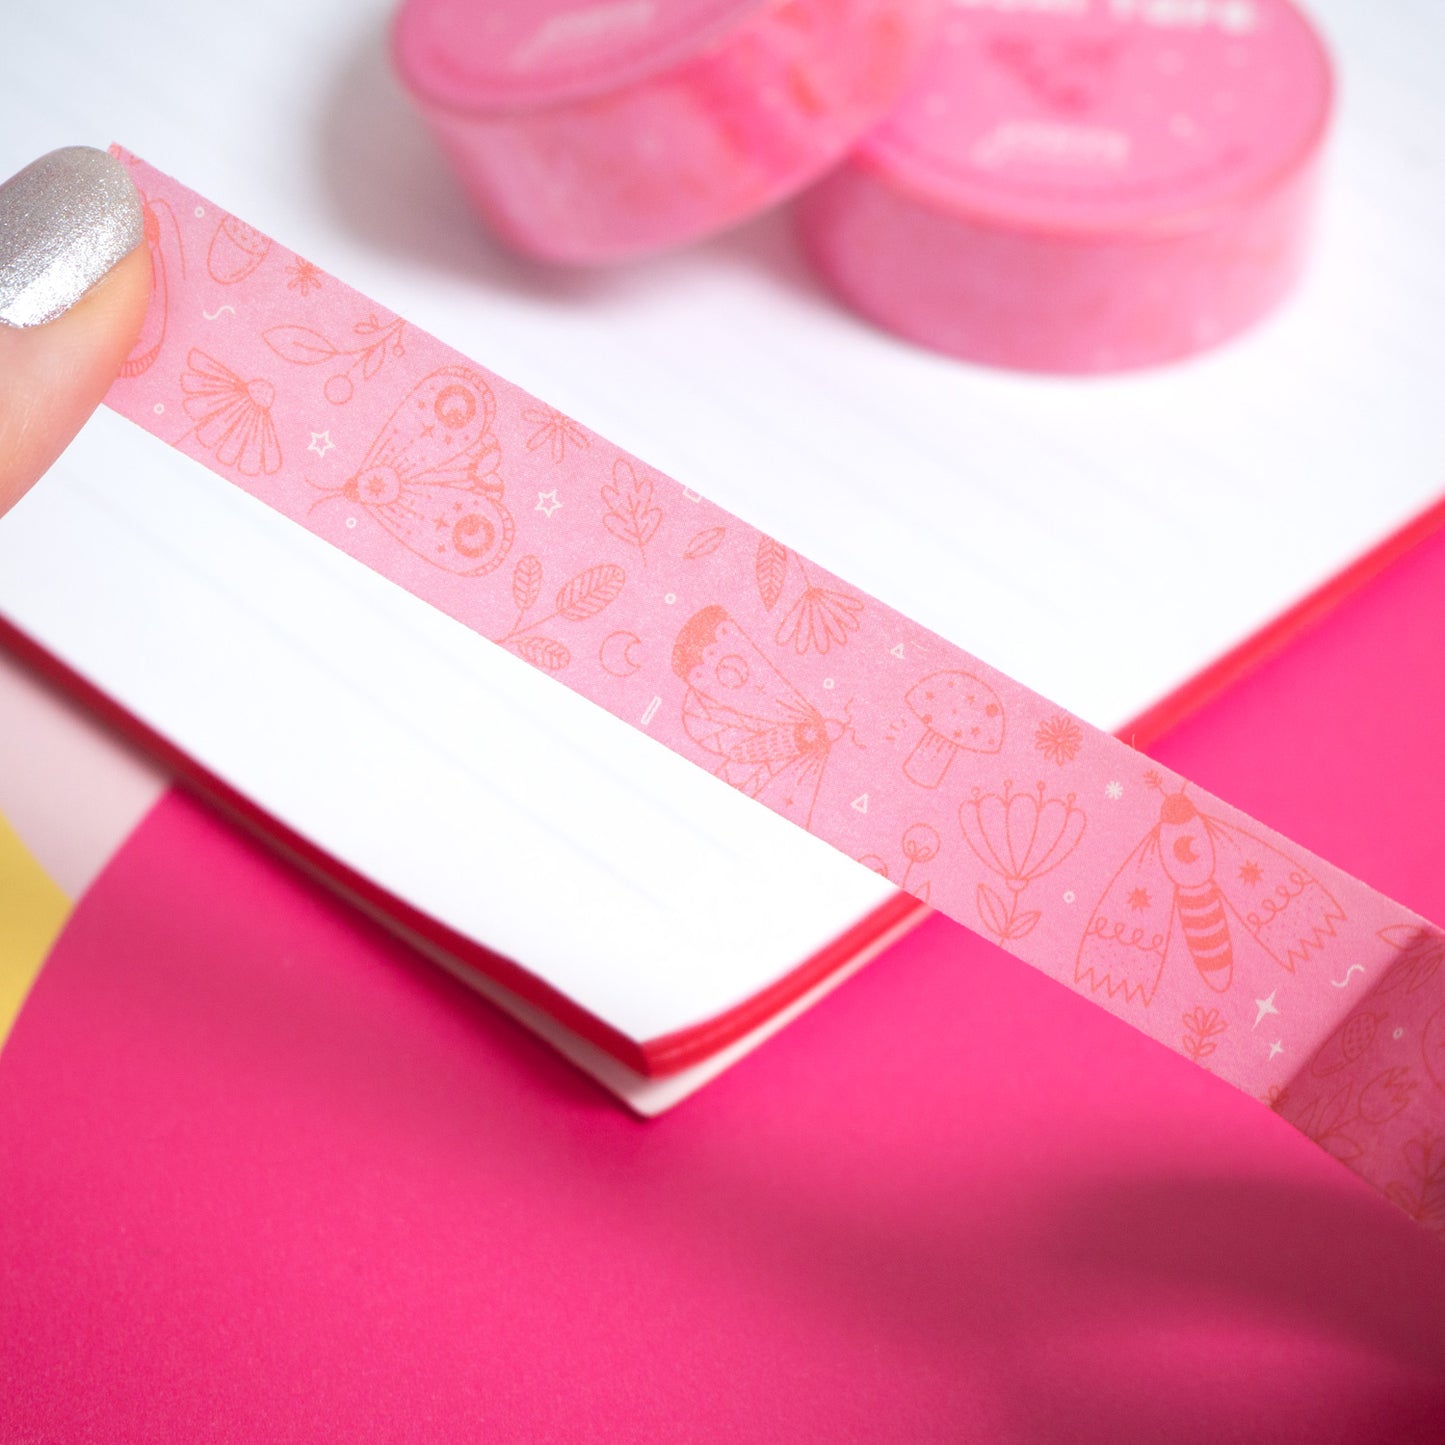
left=535, top=489, right=563, bottom=518
left=1268, top=1039, right=1284, bottom=1061
left=1253, top=990, right=1279, bottom=1029
left=308, top=430, right=335, bottom=459
left=1238, top=860, right=1263, bottom=886
left=1105, top=780, right=1123, bottom=800
left=1127, top=887, right=1151, bottom=911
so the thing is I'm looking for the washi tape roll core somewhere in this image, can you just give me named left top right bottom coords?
left=393, top=0, right=941, bottom=264
left=796, top=0, right=1333, bottom=372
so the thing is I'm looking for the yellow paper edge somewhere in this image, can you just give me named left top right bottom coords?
left=0, top=809, right=71, bottom=1047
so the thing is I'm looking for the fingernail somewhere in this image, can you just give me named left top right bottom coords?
left=0, top=146, right=144, bottom=329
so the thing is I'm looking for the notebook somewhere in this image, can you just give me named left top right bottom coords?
left=1, top=0, right=1440, bottom=1106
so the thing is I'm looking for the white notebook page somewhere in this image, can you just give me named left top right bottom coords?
left=0, top=419, right=899, bottom=1043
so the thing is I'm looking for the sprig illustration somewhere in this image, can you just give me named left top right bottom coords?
left=263, top=311, right=405, bottom=404
left=1181, top=1006, right=1228, bottom=1065
left=497, top=555, right=626, bottom=670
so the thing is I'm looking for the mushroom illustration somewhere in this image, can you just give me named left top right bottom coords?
left=903, top=670, right=1005, bottom=788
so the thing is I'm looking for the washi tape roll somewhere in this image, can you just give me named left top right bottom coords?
left=797, top=0, right=1333, bottom=372
left=393, top=0, right=942, bottom=263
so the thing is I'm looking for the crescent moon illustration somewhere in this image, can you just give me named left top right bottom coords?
left=1173, top=836, right=1200, bottom=865
left=599, top=630, right=644, bottom=678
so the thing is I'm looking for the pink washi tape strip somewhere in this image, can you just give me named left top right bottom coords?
left=106, top=151, right=1445, bottom=1236
left=797, top=0, right=1332, bottom=372
left=392, top=0, right=941, bottom=263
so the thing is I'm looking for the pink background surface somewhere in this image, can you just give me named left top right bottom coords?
left=1, top=519, right=1443, bottom=1436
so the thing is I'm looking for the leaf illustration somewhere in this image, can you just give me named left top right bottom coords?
left=262, top=324, right=340, bottom=365
left=1319, top=1130, right=1364, bottom=1164
left=683, top=526, right=726, bottom=561
left=977, top=884, right=1008, bottom=939
left=556, top=563, right=625, bottom=622
left=601, top=459, right=662, bottom=556
left=914, top=880, right=931, bottom=904
left=512, top=555, right=542, bottom=615
left=362, top=344, right=384, bottom=380
left=514, top=636, right=570, bottom=671
left=1381, top=924, right=1427, bottom=950
left=1007, top=910, right=1040, bottom=940
left=756, top=537, right=787, bottom=610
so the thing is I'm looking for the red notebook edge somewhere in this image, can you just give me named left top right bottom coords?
left=0, top=611, right=927, bottom=1080
left=1120, top=492, right=1445, bottom=749
left=5, top=491, right=1441, bottom=1081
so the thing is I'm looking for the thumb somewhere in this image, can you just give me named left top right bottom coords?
left=0, top=147, right=152, bottom=517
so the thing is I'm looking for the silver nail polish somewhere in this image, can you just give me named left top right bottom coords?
left=0, top=146, right=145, bottom=329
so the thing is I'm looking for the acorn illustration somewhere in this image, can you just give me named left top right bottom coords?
left=207, top=214, right=272, bottom=284
left=903, top=670, right=1005, bottom=788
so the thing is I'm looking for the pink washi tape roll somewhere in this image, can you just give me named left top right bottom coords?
left=393, top=0, right=942, bottom=263
left=797, top=0, right=1333, bottom=372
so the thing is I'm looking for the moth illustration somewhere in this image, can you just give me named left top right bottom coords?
left=672, top=605, right=847, bottom=832
left=1076, top=776, right=1345, bottom=1005
left=314, top=366, right=514, bottom=576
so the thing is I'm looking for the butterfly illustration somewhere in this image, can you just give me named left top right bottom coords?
left=121, top=188, right=185, bottom=377
left=315, top=366, right=514, bottom=576
left=1076, top=776, right=1346, bottom=1006
left=672, top=605, right=847, bottom=832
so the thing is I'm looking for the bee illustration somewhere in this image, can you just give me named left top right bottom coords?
left=672, top=605, right=849, bottom=832
left=311, top=366, right=514, bottom=576
left=1076, top=773, right=1345, bottom=1005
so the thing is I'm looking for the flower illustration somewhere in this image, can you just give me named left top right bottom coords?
left=960, top=782, right=1086, bottom=890
left=285, top=256, right=323, bottom=296
left=523, top=405, right=590, bottom=464
left=775, top=585, right=863, bottom=656
left=1034, top=713, right=1083, bottom=765
left=959, top=782, right=1086, bottom=944
left=180, top=348, right=282, bottom=476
